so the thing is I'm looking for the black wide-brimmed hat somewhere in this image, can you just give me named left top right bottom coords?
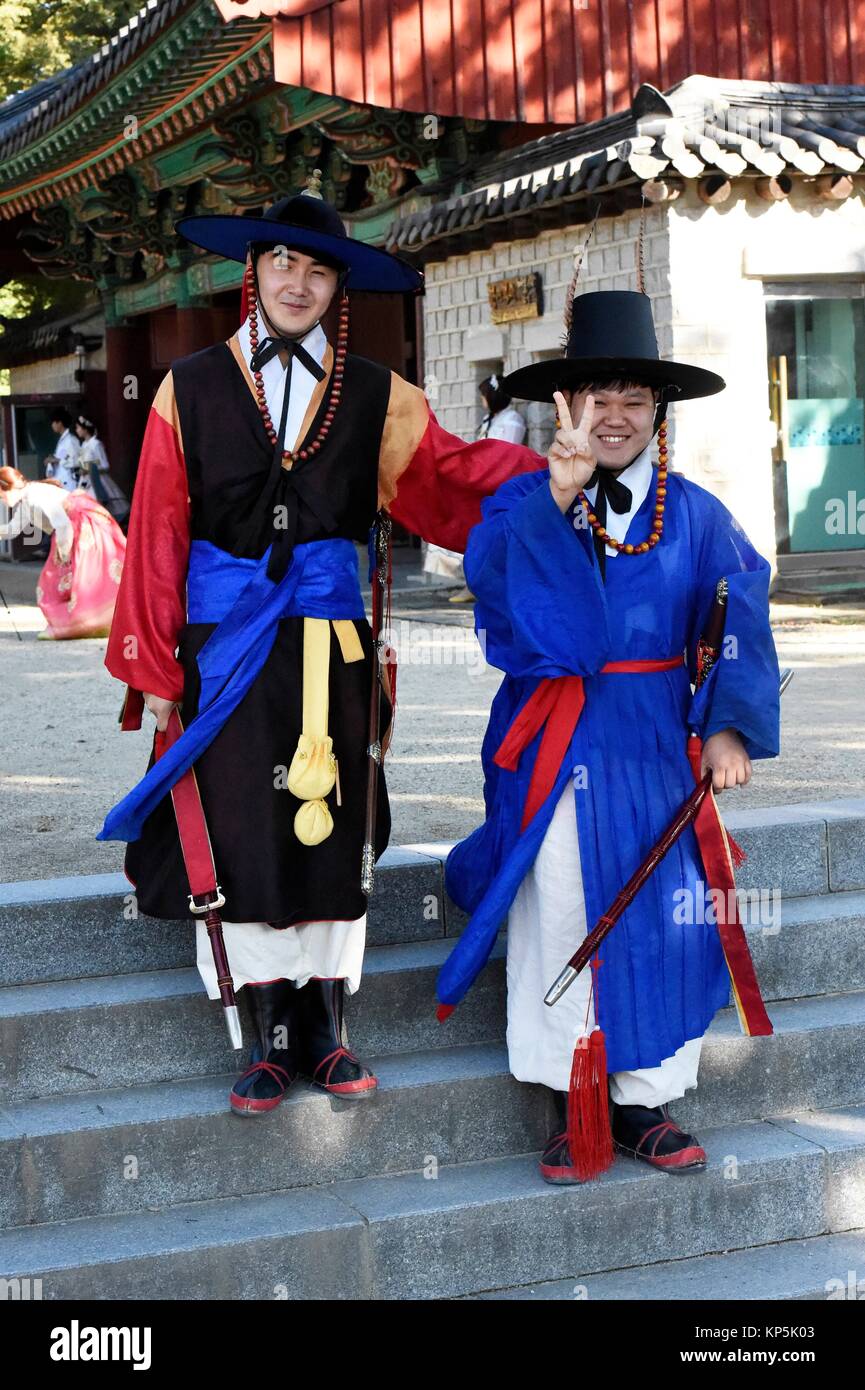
left=502, top=290, right=724, bottom=402
left=175, top=192, right=423, bottom=294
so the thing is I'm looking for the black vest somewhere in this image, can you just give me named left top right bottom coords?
left=172, top=341, right=392, bottom=563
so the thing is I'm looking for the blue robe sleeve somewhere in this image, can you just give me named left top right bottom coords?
left=684, top=484, right=780, bottom=761
left=464, top=469, right=612, bottom=678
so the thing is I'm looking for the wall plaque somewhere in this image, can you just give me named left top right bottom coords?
left=488, top=272, right=542, bottom=324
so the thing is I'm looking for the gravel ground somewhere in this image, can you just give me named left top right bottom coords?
left=2, top=556, right=863, bottom=883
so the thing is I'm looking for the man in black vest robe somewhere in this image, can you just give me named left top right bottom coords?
left=100, top=181, right=542, bottom=1117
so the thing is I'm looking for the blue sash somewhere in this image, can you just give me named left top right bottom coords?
left=98, top=537, right=365, bottom=843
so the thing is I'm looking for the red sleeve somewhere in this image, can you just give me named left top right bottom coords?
left=105, top=372, right=190, bottom=726
left=387, top=406, right=545, bottom=553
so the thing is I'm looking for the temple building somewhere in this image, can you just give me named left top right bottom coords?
left=387, top=76, right=865, bottom=594
left=2, top=0, right=864, bottom=591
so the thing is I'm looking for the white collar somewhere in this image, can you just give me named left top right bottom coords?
left=237, top=316, right=328, bottom=369
left=583, top=442, right=653, bottom=506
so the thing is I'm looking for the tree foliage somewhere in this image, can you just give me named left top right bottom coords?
left=0, top=0, right=146, bottom=100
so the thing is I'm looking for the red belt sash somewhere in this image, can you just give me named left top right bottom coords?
left=494, top=658, right=684, bottom=831
left=493, top=656, right=772, bottom=1037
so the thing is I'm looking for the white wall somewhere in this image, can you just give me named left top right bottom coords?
left=419, top=185, right=865, bottom=571
left=421, top=205, right=672, bottom=455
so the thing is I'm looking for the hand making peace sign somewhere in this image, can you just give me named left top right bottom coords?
left=547, top=390, right=597, bottom=511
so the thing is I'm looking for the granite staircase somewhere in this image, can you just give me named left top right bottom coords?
left=1, top=799, right=864, bottom=1300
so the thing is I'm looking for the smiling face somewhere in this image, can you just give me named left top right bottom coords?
left=562, top=381, right=658, bottom=470
left=254, top=243, right=341, bottom=339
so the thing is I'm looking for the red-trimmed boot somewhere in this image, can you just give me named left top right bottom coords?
left=297, top=977, right=378, bottom=1100
left=611, top=1101, right=707, bottom=1172
left=230, top=979, right=299, bottom=1116
left=539, top=1089, right=585, bottom=1185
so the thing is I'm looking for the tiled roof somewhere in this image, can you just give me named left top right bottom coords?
left=0, top=0, right=190, bottom=159
left=0, top=305, right=103, bottom=368
left=386, top=76, right=865, bottom=256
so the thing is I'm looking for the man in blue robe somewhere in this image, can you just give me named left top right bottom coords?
left=439, top=289, right=781, bottom=1183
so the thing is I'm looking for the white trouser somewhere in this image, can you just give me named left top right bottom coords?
left=506, top=785, right=703, bottom=1107
left=195, top=914, right=367, bottom=998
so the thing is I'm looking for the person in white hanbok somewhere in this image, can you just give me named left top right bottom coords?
left=75, top=414, right=130, bottom=526
left=0, top=466, right=126, bottom=638
left=424, top=373, right=527, bottom=598
left=44, top=408, right=82, bottom=491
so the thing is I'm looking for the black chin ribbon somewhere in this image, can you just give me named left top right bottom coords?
left=250, top=334, right=327, bottom=379
left=581, top=468, right=633, bottom=583
left=233, top=333, right=334, bottom=582
left=586, top=467, right=633, bottom=515
left=264, top=344, right=334, bottom=583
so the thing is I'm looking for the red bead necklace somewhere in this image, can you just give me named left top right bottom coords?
left=578, top=418, right=669, bottom=555
left=244, top=261, right=349, bottom=465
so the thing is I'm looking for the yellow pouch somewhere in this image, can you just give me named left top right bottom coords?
left=287, top=732, right=335, bottom=800
left=289, top=617, right=336, bottom=843
left=294, top=797, right=334, bottom=846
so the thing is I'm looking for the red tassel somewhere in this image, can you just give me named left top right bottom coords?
left=436, top=1003, right=455, bottom=1023
left=566, top=1028, right=615, bottom=1182
left=728, top=833, right=747, bottom=868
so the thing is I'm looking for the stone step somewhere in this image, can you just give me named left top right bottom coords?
left=1, top=798, right=863, bottom=987
left=2, top=890, right=864, bottom=1102
left=677, top=990, right=865, bottom=1130
left=1, top=1105, right=862, bottom=1300
left=2, top=993, right=864, bottom=1226
left=1, top=1044, right=539, bottom=1229
left=0, top=940, right=506, bottom=1101
left=413, top=795, right=865, bottom=905
left=745, top=889, right=865, bottom=1003
left=0, top=848, right=453, bottom=989
left=773, top=575, right=865, bottom=601
left=467, top=1228, right=865, bottom=1300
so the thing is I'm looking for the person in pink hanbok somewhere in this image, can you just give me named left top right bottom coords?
left=0, top=466, right=126, bottom=639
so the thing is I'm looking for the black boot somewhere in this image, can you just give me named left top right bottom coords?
left=539, top=1089, right=582, bottom=1185
left=611, top=1101, right=707, bottom=1172
left=229, top=979, right=300, bottom=1116
left=297, top=978, right=377, bottom=1100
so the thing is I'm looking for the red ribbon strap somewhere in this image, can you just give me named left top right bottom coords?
left=687, top=733, right=772, bottom=1037
left=154, top=709, right=220, bottom=903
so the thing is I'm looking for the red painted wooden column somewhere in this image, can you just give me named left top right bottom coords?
left=104, top=321, right=152, bottom=496
left=175, top=307, right=216, bottom=359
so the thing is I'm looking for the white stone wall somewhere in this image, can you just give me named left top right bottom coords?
left=9, top=353, right=81, bottom=396
left=419, top=186, right=865, bottom=572
left=667, top=183, right=865, bottom=567
left=8, top=312, right=106, bottom=397
left=421, top=205, right=672, bottom=455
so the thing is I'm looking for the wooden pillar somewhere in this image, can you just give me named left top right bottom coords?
left=1, top=398, right=15, bottom=472
left=79, top=370, right=108, bottom=440
left=175, top=306, right=217, bottom=358
left=104, top=320, right=152, bottom=495
left=344, top=290, right=411, bottom=375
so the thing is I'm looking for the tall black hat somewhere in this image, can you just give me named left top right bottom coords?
left=502, top=290, right=724, bottom=403
left=175, top=185, right=423, bottom=294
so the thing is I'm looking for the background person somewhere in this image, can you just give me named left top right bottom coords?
left=75, top=413, right=130, bottom=528
left=425, top=372, right=527, bottom=603
left=0, top=465, right=126, bottom=638
left=44, top=407, right=82, bottom=491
